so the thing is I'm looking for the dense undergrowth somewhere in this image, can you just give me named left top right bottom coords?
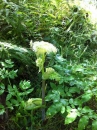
left=1, top=0, right=97, bottom=130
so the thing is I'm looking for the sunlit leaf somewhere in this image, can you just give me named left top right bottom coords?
left=65, top=109, right=78, bottom=124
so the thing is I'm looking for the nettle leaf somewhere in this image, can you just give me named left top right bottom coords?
left=65, top=108, right=78, bottom=124
left=78, top=116, right=89, bottom=130
left=92, top=120, right=97, bottom=130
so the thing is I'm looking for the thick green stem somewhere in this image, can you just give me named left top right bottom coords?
left=42, top=79, right=45, bottom=121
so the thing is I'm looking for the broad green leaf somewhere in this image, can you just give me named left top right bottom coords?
left=0, top=89, right=4, bottom=95
left=92, top=120, right=97, bottom=130
left=65, top=109, right=78, bottom=124
left=74, top=98, right=83, bottom=106
left=60, top=99, right=68, bottom=106
left=0, top=109, right=5, bottom=115
left=61, top=106, right=65, bottom=114
left=0, top=104, right=5, bottom=115
left=0, top=83, right=5, bottom=89
left=46, top=104, right=58, bottom=117
left=82, top=106, right=94, bottom=113
left=69, top=98, right=74, bottom=104
left=47, top=102, right=62, bottom=117
left=8, top=85, right=13, bottom=92
left=78, top=116, right=89, bottom=130
left=6, top=94, right=12, bottom=101
left=81, top=92, right=93, bottom=103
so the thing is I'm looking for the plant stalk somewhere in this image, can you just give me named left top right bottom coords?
left=42, top=79, right=45, bottom=121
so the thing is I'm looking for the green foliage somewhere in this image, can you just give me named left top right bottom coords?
left=0, top=59, right=35, bottom=129
left=46, top=57, right=97, bottom=129
left=1, top=0, right=97, bottom=129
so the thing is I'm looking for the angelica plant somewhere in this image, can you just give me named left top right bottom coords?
left=30, top=40, right=60, bottom=121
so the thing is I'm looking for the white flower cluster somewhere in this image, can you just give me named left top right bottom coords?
left=30, top=40, right=57, bottom=55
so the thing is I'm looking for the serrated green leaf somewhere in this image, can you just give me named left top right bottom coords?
left=1, top=59, right=14, bottom=68
left=65, top=109, right=78, bottom=124
left=92, top=120, right=97, bottom=130
left=9, top=70, right=17, bottom=79
left=78, top=116, right=89, bottom=130
left=19, top=80, right=31, bottom=90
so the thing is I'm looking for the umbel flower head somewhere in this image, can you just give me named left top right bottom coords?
left=30, top=40, right=57, bottom=56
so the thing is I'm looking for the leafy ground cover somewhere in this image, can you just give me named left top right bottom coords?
left=1, top=0, right=97, bottom=130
